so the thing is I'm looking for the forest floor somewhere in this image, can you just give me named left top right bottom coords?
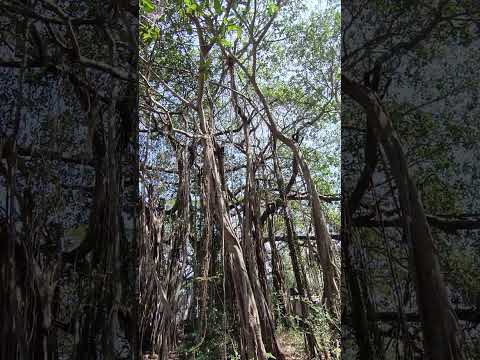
left=158, top=329, right=309, bottom=360
left=277, top=330, right=309, bottom=360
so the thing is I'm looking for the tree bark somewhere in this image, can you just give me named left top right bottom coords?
left=342, top=75, right=466, bottom=360
left=342, top=201, right=384, bottom=360
left=194, top=28, right=268, bottom=358
left=230, top=62, right=285, bottom=360
left=234, top=60, right=340, bottom=317
left=272, top=144, right=320, bottom=358
left=267, top=216, right=290, bottom=326
left=195, top=169, right=213, bottom=342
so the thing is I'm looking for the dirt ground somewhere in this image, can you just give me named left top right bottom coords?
left=277, top=331, right=309, bottom=360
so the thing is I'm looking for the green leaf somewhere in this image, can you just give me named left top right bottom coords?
left=227, top=24, right=242, bottom=38
left=140, top=23, right=160, bottom=44
left=199, top=57, right=212, bottom=74
left=141, top=0, right=155, bottom=13
left=220, top=38, right=232, bottom=47
left=214, top=0, right=223, bottom=14
left=266, top=353, right=276, bottom=359
left=65, top=224, right=88, bottom=238
left=266, top=1, right=279, bottom=16
left=184, top=0, right=198, bottom=14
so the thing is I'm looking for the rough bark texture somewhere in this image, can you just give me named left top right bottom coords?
left=195, top=33, right=268, bottom=359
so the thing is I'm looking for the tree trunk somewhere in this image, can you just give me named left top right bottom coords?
left=230, top=63, right=284, bottom=360
left=193, top=39, right=268, bottom=357
left=343, top=75, right=466, bottom=360
left=342, top=201, right=384, bottom=360
left=202, top=134, right=268, bottom=359
left=241, top=67, right=340, bottom=317
left=267, top=216, right=290, bottom=326
left=195, top=169, right=213, bottom=342
left=273, top=145, right=320, bottom=358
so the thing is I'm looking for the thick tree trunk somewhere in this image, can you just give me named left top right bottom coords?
left=193, top=45, right=267, bottom=359
left=202, top=136, right=268, bottom=359
left=343, top=75, right=466, bottom=360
